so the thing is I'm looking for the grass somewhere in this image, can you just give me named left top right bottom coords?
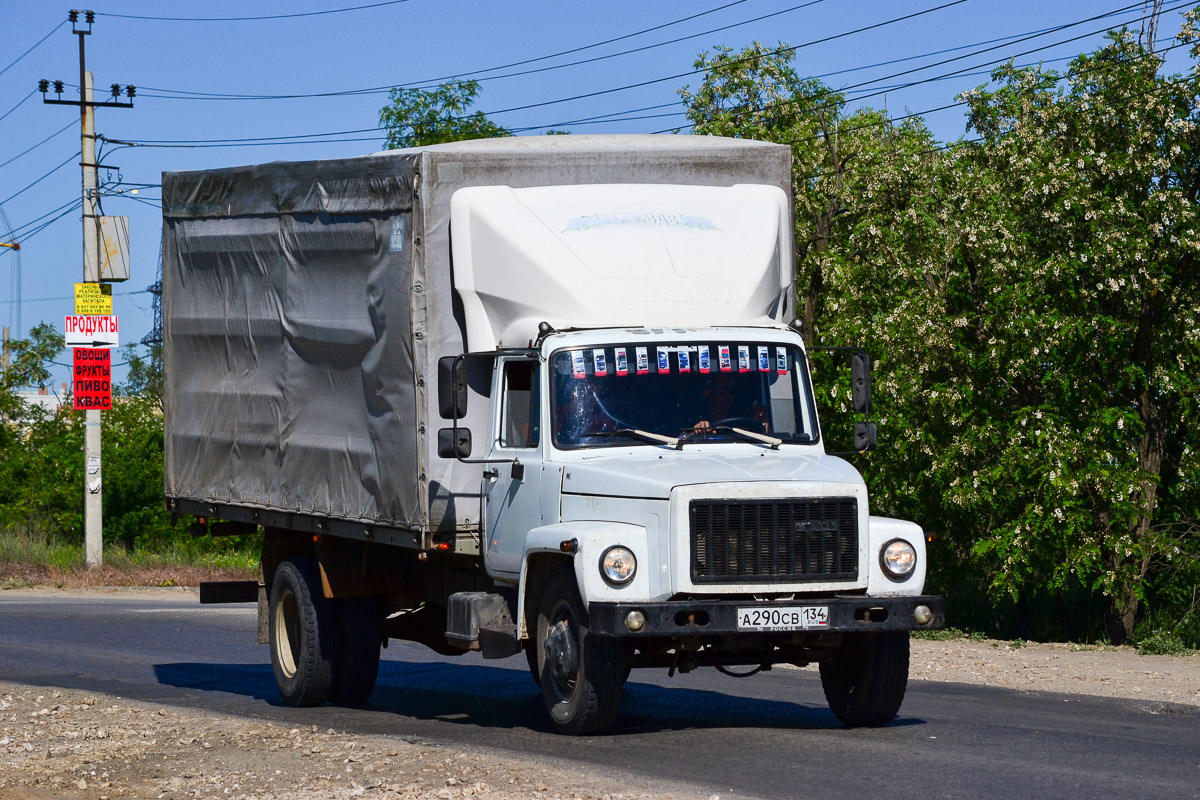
left=0, top=529, right=258, bottom=589
left=912, top=626, right=986, bottom=642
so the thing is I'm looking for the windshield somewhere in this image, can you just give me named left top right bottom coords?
left=551, top=341, right=818, bottom=448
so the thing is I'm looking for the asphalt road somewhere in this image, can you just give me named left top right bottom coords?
left=1, top=590, right=1197, bottom=800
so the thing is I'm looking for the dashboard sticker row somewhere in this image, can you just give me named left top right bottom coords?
left=573, top=346, right=787, bottom=378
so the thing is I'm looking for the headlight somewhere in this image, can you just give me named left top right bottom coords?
left=881, top=539, right=917, bottom=579
left=600, top=546, right=636, bottom=586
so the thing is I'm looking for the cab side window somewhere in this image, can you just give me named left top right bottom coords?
left=500, top=360, right=539, bottom=448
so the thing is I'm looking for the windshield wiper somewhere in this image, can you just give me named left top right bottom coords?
left=584, top=428, right=680, bottom=447
left=678, top=426, right=782, bottom=449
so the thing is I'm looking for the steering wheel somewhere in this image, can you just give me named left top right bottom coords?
left=710, top=416, right=769, bottom=433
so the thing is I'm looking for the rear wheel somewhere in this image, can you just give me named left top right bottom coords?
left=269, top=558, right=336, bottom=707
left=535, top=567, right=623, bottom=735
left=330, top=596, right=382, bottom=705
left=819, top=631, right=910, bottom=727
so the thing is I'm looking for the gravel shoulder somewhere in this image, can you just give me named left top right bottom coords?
left=2, top=587, right=1197, bottom=800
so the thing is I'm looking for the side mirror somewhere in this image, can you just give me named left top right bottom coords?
left=438, top=355, right=468, bottom=419
left=854, top=421, right=878, bottom=452
left=851, top=352, right=872, bottom=415
left=437, top=427, right=472, bottom=459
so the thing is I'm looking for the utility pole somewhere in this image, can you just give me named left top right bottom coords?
left=40, top=10, right=134, bottom=567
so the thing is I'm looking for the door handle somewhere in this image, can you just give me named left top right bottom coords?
left=483, top=468, right=499, bottom=480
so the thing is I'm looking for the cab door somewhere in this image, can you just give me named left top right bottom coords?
left=482, top=357, right=543, bottom=578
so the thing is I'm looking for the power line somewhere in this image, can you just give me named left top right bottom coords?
left=107, top=0, right=978, bottom=149
left=781, top=37, right=1188, bottom=149
left=95, top=0, right=412, bottom=22
left=0, top=19, right=67, bottom=79
left=110, top=193, right=163, bottom=210
left=508, top=0, right=1162, bottom=136
left=5, top=197, right=81, bottom=240
left=0, top=199, right=82, bottom=249
left=0, top=89, right=37, bottom=124
left=136, top=0, right=748, bottom=98
left=788, top=45, right=1198, bottom=185
left=103, top=1, right=1175, bottom=151
left=0, top=288, right=149, bottom=305
left=807, top=5, right=1146, bottom=84
left=658, top=0, right=1187, bottom=134
left=134, top=0, right=827, bottom=101
left=822, top=0, right=1166, bottom=99
left=0, top=151, right=80, bottom=205
left=514, top=16, right=1170, bottom=135
left=0, top=120, right=75, bottom=170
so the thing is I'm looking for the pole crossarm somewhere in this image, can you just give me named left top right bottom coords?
left=40, top=98, right=134, bottom=109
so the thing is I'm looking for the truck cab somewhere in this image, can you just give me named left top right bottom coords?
left=437, top=181, right=944, bottom=734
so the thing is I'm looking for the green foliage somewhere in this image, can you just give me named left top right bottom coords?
left=0, top=326, right=197, bottom=551
left=911, top=627, right=986, bottom=642
left=118, top=342, right=163, bottom=409
left=1137, top=629, right=1192, bottom=656
left=379, top=79, right=511, bottom=149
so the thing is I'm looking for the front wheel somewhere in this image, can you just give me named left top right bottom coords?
left=535, top=567, right=624, bottom=735
left=819, top=631, right=910, bottom=727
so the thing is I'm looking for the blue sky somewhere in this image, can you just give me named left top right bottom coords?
left=0, top=0, right=1193, bottom=390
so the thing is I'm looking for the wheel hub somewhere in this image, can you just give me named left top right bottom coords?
left=545, top=619, right=578, bottom=685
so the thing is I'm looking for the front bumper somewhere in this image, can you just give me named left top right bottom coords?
left=588, top=595, right=945, bottom=637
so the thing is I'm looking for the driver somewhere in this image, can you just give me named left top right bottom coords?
left=694, top=374, right=736, bottom=430
left=694, top=374, right=770, bottom=433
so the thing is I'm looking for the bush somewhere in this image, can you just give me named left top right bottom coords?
left=1137, top=630, right=1192, bottom=657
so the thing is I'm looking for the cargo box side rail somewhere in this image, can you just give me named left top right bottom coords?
left=168, top=496, right=425, bottom=551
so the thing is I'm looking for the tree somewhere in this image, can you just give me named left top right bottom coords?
left=828, top=26, right=1200, bottom=644
left=379, top=79, right=511, bottom=150
left=118, top=342, right=163, bottom=412
left=679, top=30, right=1200, bottom=645
left=943, top=28, right=1200, bottom=643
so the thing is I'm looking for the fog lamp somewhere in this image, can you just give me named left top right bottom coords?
left=881, top=539, right=917, bottom=579
left=625, top=610, right=646, bottom=632
left=913, top=604, right=933, bottom=626
left=600, top=546, right=636, bottom=586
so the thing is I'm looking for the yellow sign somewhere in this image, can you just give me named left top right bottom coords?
left=74, top=283, right=113, bottom=315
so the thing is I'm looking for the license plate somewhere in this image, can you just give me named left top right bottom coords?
left=737, top=606, right=829, bottom=631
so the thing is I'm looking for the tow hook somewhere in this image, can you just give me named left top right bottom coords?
left=545, top=620, right=578, bottom=681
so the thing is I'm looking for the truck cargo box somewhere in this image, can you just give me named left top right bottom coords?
left=162, top=134, right=794, bottom=544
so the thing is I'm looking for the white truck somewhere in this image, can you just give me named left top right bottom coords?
left=163, top=134, right=944, bottom=735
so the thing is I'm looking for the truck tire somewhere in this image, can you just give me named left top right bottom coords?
left=525, top=641, right=542, bottom=687
left=819, top=631, right=910, bottom=727
left=269, top=558, right=336, bottom=707
left=527, top=640, right=632, bottom=688
left=330, top=596, right=382, bottom=706
left=535, top=567, right=623, bottom=735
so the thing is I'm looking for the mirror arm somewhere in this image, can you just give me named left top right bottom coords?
left=447, top=351, right=540, bottom=468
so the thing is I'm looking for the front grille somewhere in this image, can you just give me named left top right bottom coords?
left=690, top=498, right=858, bottom=583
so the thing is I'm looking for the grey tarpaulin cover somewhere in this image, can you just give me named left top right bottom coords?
left=162, top=135, right=793, bottom=537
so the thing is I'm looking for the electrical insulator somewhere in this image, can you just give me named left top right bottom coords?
left=53, top=80, right=64, bottom=94
left=126, top=85, right=136, bottom=99
left=111, top=83, right=121, bottom=98
left=68, top=10, right=78, bottom=22
left=38, top=79, right=49, bottom=93
left=85, top=10, right=95, bottom=23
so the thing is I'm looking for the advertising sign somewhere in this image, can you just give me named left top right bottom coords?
left=64, top=314, right=119, bottom=348
left=74, top=283, right=114, bottom=315
left=73, top=347, right=112, bottom=410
